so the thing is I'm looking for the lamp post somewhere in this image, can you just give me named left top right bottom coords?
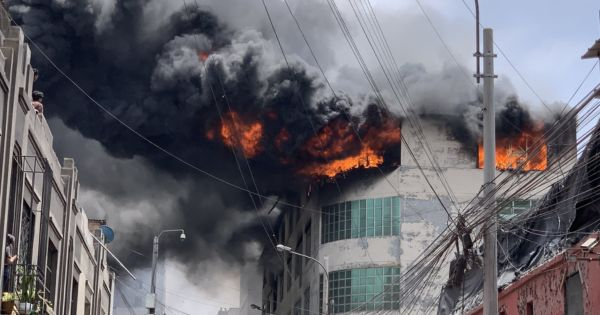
left=276, top=244, right=331, bottom=315
left=146, top=229, right=186, bottom=315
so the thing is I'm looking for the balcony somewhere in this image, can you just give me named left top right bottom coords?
left=1, top=264, right=54, bottom=315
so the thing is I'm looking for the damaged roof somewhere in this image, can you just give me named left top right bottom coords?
left=438, top=86, right=600, bottom=314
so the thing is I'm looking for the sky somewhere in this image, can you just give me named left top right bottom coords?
left=156, top=1, right=600, bottom=313
left=15, top=0, right=598, bottom=314
left=376, top=0, right=599, bottom=107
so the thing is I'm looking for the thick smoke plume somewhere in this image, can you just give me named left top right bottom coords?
left=7, top=0, right=560, bottom=271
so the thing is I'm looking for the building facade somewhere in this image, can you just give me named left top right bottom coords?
left=260, top=118, right=575, bottom=315
left=0, top=8, right=114, bottom=315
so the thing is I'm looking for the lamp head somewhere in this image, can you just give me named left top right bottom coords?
left=250, top=304, right=261, bottom=310
left=276, top=244, right=291, bottom=252
left=180, top=231, right=186, bottom=241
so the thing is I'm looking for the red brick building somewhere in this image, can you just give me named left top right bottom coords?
left=468, top=234, right=600, bottom=315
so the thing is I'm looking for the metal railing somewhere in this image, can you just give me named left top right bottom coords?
left=2, top=264, right=47, bottom=314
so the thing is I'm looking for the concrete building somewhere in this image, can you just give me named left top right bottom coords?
left=259, top=118, right=576, bottom=314
left=0, top=7, right=115, bottom=315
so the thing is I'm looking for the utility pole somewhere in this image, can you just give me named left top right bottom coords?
left=323, top=256, right=329, bottom=315
left=147, top=235, right=159, bottom=314
left=481, top=28, right=498, bottom=315
left=147, top=229, right=185, bottom=315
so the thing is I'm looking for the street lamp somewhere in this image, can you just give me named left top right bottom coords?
left=146, top=229, right=186, bottom=315
left=276, top=244, right=332, bottom=314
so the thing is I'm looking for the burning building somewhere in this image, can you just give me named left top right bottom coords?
left=254, top=112, right=576, bottom=314
left=0, top=0, right=581, bottom=313
left=436, top=85, right=600, bottom=315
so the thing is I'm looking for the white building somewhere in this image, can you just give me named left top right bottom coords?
left=259, top=118, right=575, bottom=314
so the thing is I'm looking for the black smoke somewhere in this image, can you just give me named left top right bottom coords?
left=7, top=0, right=392, bottom=269
left=7, top=0, right=561, bottom=271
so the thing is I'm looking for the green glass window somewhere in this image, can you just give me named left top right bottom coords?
left=322, top=197, right=401, bottom=243
left=499, top=199, right=535, bottom=220
left=320, top=267, right=401, bottom=313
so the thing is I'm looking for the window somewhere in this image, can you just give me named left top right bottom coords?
left=273, top=277, right=279, bottom=312
left=320, top=267, right=401, bottom=313
left=322, top=197, right=401, bottom=243
left=277, top=272, right=283, bottom=305
left=287, top=212, right=293, bottom=239
left=305, top=221, right=312, bottom=258
left=70, top=279, right=79, bottom=315
left=295, top=236, right=303, bottom=286
left=565, top=272, right=584, bottom=315
left=19, top=202, right=35, bottom=264
left=303, top=287, right=310, bottom=315
left=293, top=299, right=301, bottom=315
left=499, top=199, right=535, bottom=220
left=280, top=222, right=285, bottom=244
left=46, top=241, right=59, bottom=304
left=84, top=299, right=91, bottom=315
left=526, top=301, right=533, bottom=315
left=293, top=208, right=299, bottom=225
left=319, top=274, right=324, bottom=315
left=286, top=257, right=292, bottom=291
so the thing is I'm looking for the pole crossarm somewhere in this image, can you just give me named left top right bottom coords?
left=157, top=229, right=185, bottom=240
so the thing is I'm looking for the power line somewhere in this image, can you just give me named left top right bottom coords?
left=0, top=5, right=348, bottom=220
left=559, top=59, right=599, bottom=116
left=412, top=0, right=473, bottom=84
left=325, top=0, right=461, bottom=227
left=457, top=0, right=554, bottom=113
left=180, top=1, right=301, bottom=309
left=270, top=4, right=472, bottom=312
left=115, top=282, right=138, bottom=315
left=346, top=0, right=464, bottom=213
left=351, top=86, right=600, bottom=314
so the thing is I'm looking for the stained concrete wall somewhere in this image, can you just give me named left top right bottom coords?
left=468, top=234, right=600, bottom=315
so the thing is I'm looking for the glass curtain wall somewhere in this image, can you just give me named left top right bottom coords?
left=322, top=197, right=401, bottom=243
left=320, top=267, right=401, bottom=313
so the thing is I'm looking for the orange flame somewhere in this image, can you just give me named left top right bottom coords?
left=275, top=128, right=290, bottom=152
left=298, top=118, right=401, bottom=177
left=220, top=112, right=263, bottom=158
left=478, top=128, right=548, bottom=171
left=299, top=147, right=385, bottom=178
left=199, top=51, right=210, bottom=62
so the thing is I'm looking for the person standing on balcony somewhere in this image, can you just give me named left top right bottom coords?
left=32, top=91, right=44, bottom=114
left=3, top=234, right=17, bottom=292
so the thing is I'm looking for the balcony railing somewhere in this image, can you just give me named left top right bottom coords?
left=1, top=264, right=52, bottom=315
